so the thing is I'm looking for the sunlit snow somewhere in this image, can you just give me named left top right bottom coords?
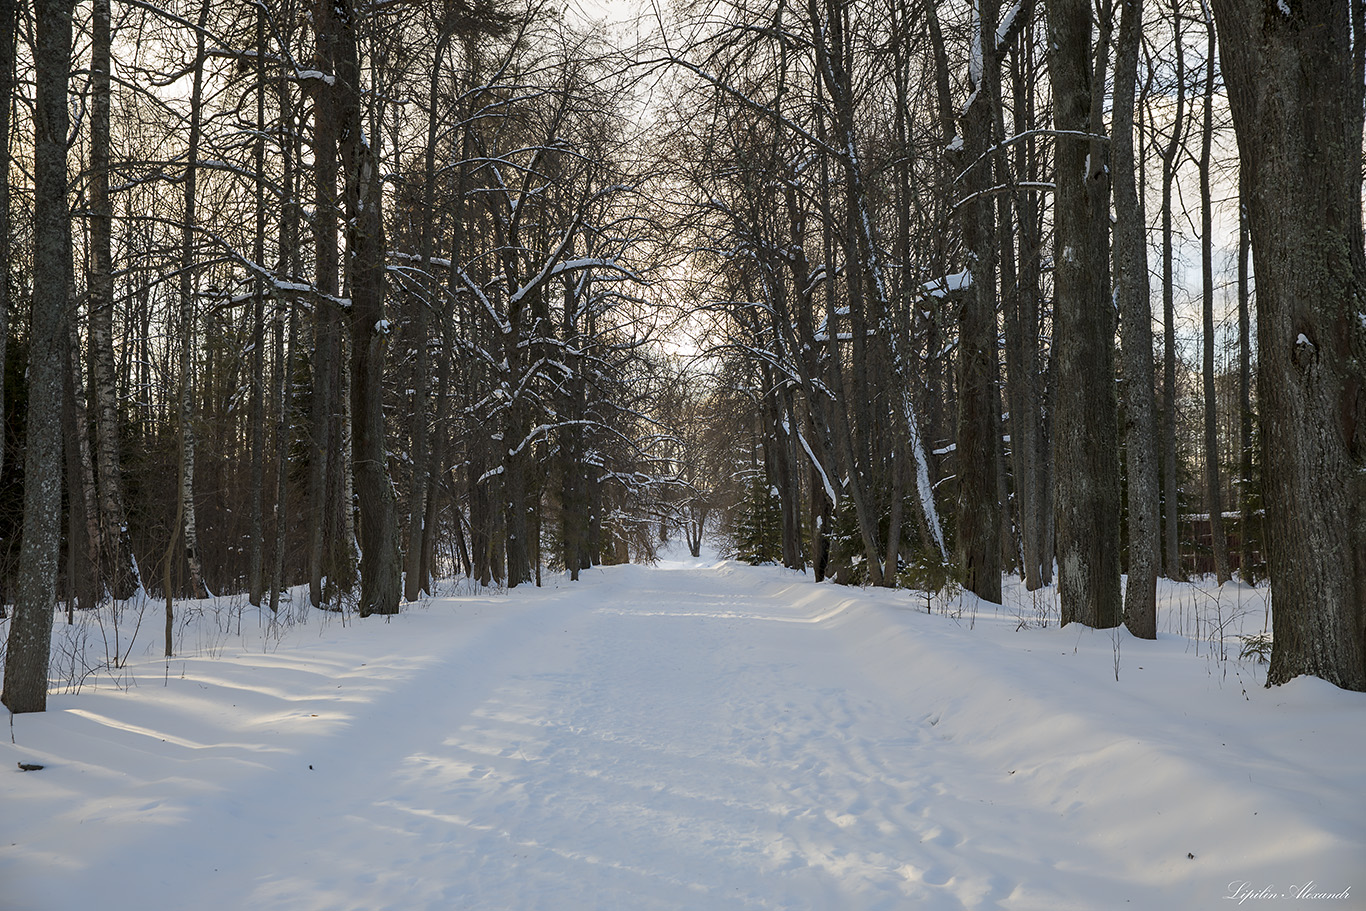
left=1, top=548, right=1360, bottom=910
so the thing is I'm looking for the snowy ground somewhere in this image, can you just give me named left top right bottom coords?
left=1, top=550, right=1361, bottom=911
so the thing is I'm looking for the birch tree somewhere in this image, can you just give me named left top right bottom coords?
left=88, top=0, right=141, bottom=601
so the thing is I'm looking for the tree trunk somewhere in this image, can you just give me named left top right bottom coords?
left=248, top=6, right=267, bottom=607
left=1045, top=0, right=1121, bottom=628
left=309, top=3, right=342, bottom=609
left=175, top=0, right=211, bottom=600
left=810, top=464, right=831, bottom=581
left=1209, top=0, right=1366, bottom=691
left=325, top=0, right=402, bottom=615
left=270, top=299, right=298, bottom=614
left=955, top=0, right=1004, bottom=604
left=86, top=0, right=139, bottom=601
left=560, top=272, right=591, bottom=580
left=404, top=29, right=453, bottom=602
left=270, top=49, right=301, bottom=615
left=63, top=304, right=101, bottom=612
left=421, top=285, right=455, bottom=588
left=1237, top=167, right=1258, bottom=583
left=813, top=112, right=885, bottom=587
left=3, top=0, right=73, bottom=714
left=0, top=0, right=14, bottom=489
left=1006, top=26, right=1050, bottom=591
left=1160, top=0, right=1186, bottom=581
left=1199, top=12, right=1231, bottom=585
left=1114, top=0, right=1159, bottom=638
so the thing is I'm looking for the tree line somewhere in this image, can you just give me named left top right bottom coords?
left=653, top=0, right=1363, bottom=691
left=1, top=0, right=683, bottom=711
left=2, top=0, right=1364, bottom=713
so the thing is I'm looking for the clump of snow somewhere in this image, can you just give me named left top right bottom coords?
left=0, top=558, right=1361, bottom=910
left=996, top=0, right=1023, bottom=46
left=923, top=270, right=972, bottom=298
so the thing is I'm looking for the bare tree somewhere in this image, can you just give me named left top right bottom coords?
left=954, top=0, right=1005, bottom=604
left=1210, top=0, right=1366, bottom=690
left=88, top=0, right=141, bottom=601
left=1000, top=7, right=1053, bottom=591
left=247, top=3, right=268, bottom=608
left=0, top=0, right=15, bottom=492
left=1045, top=0, right=1122, bottom=628
left=322, top=0, right=402, bottom=615
left=63, top=300, right=101, bottom=614
left=1114, top=0, right=1158, bottom=637
left=1236, top=166, right=1258, bottom=582
left=1157, top=0, right=1187, bottom=581
left=164, top=0, right=214, bottom=626
left=1198, top=5, right=1230, bottom=584
left=3, top=0, right=74, bottom=713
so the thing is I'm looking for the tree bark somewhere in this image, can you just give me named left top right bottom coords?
left=64, top=303, right=101, bottom=613
left=1199, top=11, right=1231, bottom=584
left=812, top=105, right=885, bottom=587
left=309, top=0, right=342, bottom=609
left=955, top=0, right=1004, bottom=604
left=1114, top=0, right=1159, bottom=638
left=324, top=0, right=402, bottom=615
left=1006, top=25, right=1050, bottom=591
left=404, top=28, right=454, bottom=602
left=0, top=0, right=18, bottom=491
left=1045, top=0, right=1122, bottom=628
left=1209, top=0, right=1366, bottom=690
left=3, top=0, right=73, bottom=713
left=248, top=6, right=267, bottom=607
left=270, top=41, right=301, bottom=615
left=1160, top=0, right=1186, bottom=581
left=87, top=0, right=139, bottom=601
left=1237, top=166, right=1259, bottom=583
left=174, top=0, right=212, bottom=600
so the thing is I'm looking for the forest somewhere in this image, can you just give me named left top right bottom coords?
left=0, top=0, right=1364, bottom=713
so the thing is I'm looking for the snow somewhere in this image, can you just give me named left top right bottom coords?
left=996, top=0, right=1023, bottom=47
left=969, top=7, right=983, bottom=88
left=1, top=557, right=1361, bottom=911
left=905, top=399, right=947, bottom=560
left=923, top=271, right=972, bottom=298
left=792, top=422, right=837, bottom=505
left=295, top=69, right=336, bottom=86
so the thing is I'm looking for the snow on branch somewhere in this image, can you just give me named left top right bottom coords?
left=790, top=421, right=837, bottom=505
left=922, top=270, right=973, bottom=298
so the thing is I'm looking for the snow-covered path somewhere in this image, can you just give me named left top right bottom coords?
left=3, top=557, right=1362, bottom=910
